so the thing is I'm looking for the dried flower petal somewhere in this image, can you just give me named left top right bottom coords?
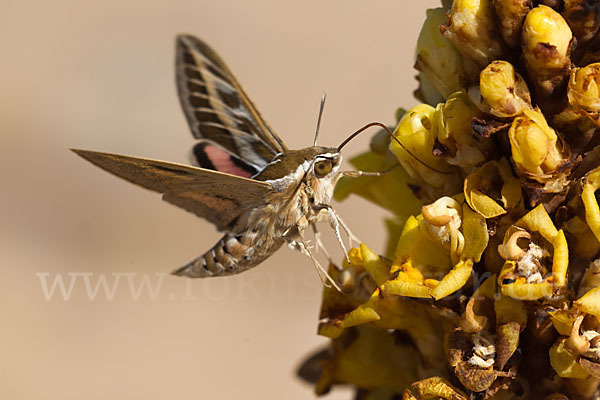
left=459, top=296, right=488, bottom=332
left=454, top=361, right=499, bottom=392
left=493, top=0, right=533, bottom=48
left=579, top=357, right=600, bottom=379
left=496, top=322, right=521, bottom=370
left=563, top=0, right=600, bottom=44
left=410, top=376, right=468, bottom=399
left=464, top=159, right=522, bottom=219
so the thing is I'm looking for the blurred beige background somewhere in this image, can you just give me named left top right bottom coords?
left=1, top=0, right=439, bottom=398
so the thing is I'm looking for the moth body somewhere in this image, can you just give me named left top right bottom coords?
left=174, top=146, right=343, bottom=277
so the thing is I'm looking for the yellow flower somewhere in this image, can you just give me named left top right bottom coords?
left=576, top=286, right=600, bottom=319
left=478, top=60, right=532, bottom=118
left=390, top=104, right=462, bottom=202
left=315, top=325, right=421, bottom=395
left=415, top=8, right=466, bottom=101
left=549, top=311, right=600, bottom=384
left=522, top=5, right=573, bottom=96
left=441, top=0, right=504, bottom=74
left=497, top=205, right=569, bottom=300
left=463, top=158, right=522, bottom=219
left=387, top=197, right=488, bottom=300
left=334, top=149, right=422, bottom=219
left=508, top=108, right=564, bottom=177
left=403, top=377, right=467, bottom=400
left=568, top=63, right=600, bottom=127
left=385, top=214, right=450, bottom=299
left=550, top=336, right=591, bottom=379
left=433, top=91, right=493, bottom=169
left=309, top=3, right=600, bottom=397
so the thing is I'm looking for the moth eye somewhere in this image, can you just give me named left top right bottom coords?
left=314, top=160, right=333, bottom=178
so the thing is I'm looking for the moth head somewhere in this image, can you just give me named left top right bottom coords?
left=310, top=150, right=341, bottom=179
left=314, top=159, right=333, bottom=178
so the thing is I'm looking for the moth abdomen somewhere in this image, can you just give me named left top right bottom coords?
left=171, top=232, right=282, bottom=278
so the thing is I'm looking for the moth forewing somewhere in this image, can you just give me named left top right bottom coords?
left=72, top=149, right=274, bottom=231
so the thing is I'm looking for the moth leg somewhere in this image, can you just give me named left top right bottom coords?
left=313, top=204, right=351, bottom=263
left=286, top=238, right=310, bottom=256
left=298, top=227, right=342, bottom=292
left=311, top=224, right=332, bottom=260
left=315, top=203, right=362, bottom=253
left=330, top=206, right=361, bottom=247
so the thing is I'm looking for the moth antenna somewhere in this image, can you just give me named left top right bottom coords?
left=337, top=121, right=453, bottom=175
left=313, top=93, right=326, bottom=146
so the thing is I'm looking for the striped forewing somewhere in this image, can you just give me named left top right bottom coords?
left=176, top=35, right=288, bottom=171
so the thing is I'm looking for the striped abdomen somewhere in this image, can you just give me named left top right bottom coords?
left=172, top=232, right=284, bottom=278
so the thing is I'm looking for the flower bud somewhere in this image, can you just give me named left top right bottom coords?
left=433, top=91, right=493, bottom=169
left=415, top=8, right=466, bottom=101
left=568, top=62, right=600, bottom=126
left=390, top=104, right=462, bottom=201
left=478, top=60, right=532, bottom=118
left=522, top=5, right=573, bottom=97
left=508, top=108, right=564, bottom=176
left=441, top=0, right=505, bottom=74
left=492, top=0, right=533, bottom=48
